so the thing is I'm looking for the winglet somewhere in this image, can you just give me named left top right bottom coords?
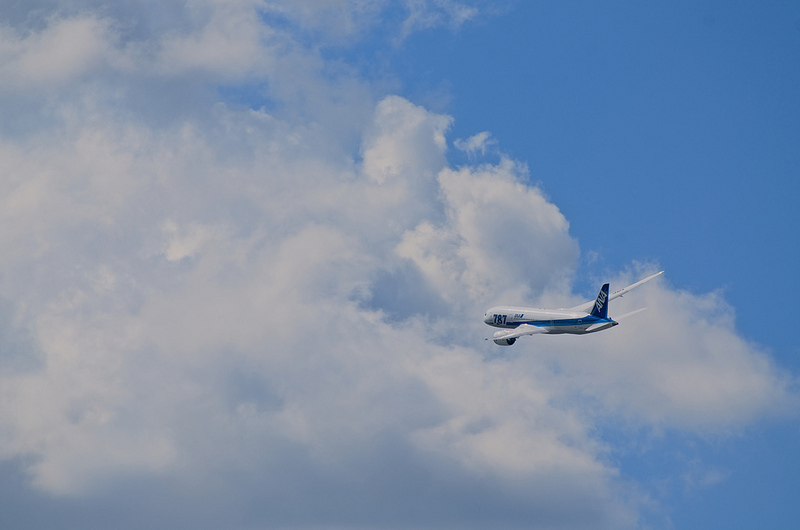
left=589, top=283, right=610, bottom=319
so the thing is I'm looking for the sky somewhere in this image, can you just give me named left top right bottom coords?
left=0, top=1, right=798, bottom=529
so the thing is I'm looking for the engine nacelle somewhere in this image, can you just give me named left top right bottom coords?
left=492, top=330, right=517, bottom=346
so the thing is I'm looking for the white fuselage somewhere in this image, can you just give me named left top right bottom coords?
left=483, top=306, right=616, bottom=335
left=482, top=271, right=663, bottom=345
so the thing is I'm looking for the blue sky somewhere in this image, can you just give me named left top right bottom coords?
left=0, top=1, right=797, bottom=529
left=391, top=0, right=800, bottom=348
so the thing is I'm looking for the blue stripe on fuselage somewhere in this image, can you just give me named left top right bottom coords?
left=506, top=316, right=611, bottom=329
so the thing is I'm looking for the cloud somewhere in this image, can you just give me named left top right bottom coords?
left=397, top=158, right=579, bottom=307
left=262, top=0, right=486, bottom=45
left=0, top=2, right=795, bottom=529
left=543, top=275, right=797, bottom=433
left=0, top=14, right=115, bottom=90
left=0, top=1, right=282, bottom=101
left=398, top=0, right=480, bottom=41
left=153, top=0, right=275, bottom=79
left=454, top=130, right=497, bottom=157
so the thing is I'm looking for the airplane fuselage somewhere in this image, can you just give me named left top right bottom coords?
left=483, top=306, right=617, bottom=335
left=483, top=272, right=663, bottom=345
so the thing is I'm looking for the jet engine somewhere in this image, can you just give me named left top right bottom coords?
left=492, top=330, right=516, bottom=346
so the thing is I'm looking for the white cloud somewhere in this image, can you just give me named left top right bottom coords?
left=0, top=1, right=794, bottom=528
left=161, top=219, right=229, bottom=262
left=362, top=95, right=451, bottom=185
left=260, top=0, right=484, bottom=43
left=543, top=275, right=797, bottom=432
left=399, top=0, right=480, bottom=41
left=0, top=14, right=115, bottom=90
left=454, top=130, right=496, bottom=157
left=261, top=0, right=386, bottom=41
left=0, top=1, right=279, bottom=98
left=397, top=158, right=579, bottom=306
left=153, top=0, right=275, bottom=79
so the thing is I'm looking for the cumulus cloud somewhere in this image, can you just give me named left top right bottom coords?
left=0, top=1, right=795, bottom=529
left=397, top=158, right=578, bottom=307
left=543, top=274, right=797, bottom=432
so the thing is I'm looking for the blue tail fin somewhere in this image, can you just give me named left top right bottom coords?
left=590, top=283, right=610, bottom=319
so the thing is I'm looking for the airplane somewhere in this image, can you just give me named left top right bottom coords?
left=484, top=271, right=664, bottom=345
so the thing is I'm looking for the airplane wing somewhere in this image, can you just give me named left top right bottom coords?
left=569, top=271, right=663, bottom=313
left=492, top=324, right=548, bottom=341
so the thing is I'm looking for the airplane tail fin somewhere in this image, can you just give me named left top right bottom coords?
left=590, top=283, right=610, bottom=319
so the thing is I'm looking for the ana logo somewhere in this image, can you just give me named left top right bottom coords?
left=595, top=290, right=607, bottom=313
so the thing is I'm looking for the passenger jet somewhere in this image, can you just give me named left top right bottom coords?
left=484, top=271, right=663, bottom=345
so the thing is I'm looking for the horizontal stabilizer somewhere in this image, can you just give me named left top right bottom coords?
left=584, top=321, right=618, bottom=333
